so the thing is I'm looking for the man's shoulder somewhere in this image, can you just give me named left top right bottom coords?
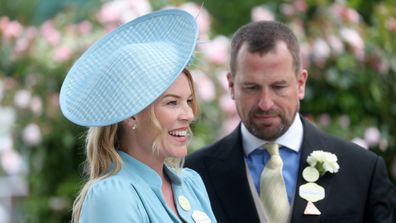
left=187, top=134, right=231, bottom=159
left=185, top=127, right=241, bottom=166
left=307, top=121, right=380, bottom=163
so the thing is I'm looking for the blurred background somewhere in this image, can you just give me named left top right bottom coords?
left=0, top=0, right=395, bottom=222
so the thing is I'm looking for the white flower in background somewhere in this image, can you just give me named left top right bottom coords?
left=312, top=38, right=331, bottom=63
left=0, top=16, right=7, bottom=31
left=0, top=204, right=9, bottom=223
left=193, top=70, right=215, bottom=102
left=97, top=0, right=151, bottom=28
left=307, top=150, right=339, bottom=175
left=49, top=197, right=68, bottom=211
left=374, top=56, right=390, bottom=75
left=30, top=96, right=43, bottom=115
left=339, top=114, right=350, bottom=129
left=294, top=0, right=308, bottom=13
left=0, top=17, right=23, bottom=40
left=0, top=135, right=13, bottom=153
left=0, top=79, right=3, bottom=101
left=299, top=41, right=311, bottom=69
left=97, top=1, right=123, bottom=24
left=352, top=137, right=368, bottom=149
left=54, top=46, right=72, bottom=62
left=344, top=7, right=360, bottom=24
left=281, top=4, right=295, bottom=16
left=251, top=5, right=275, bottom=21
left=379, top=138, right=389, bottom=152
left=14, top=89, right=31, bottom=109
left=25, top=73, right=38, bottom=89
left=364, top=127, right=381, bottom=147
left=1, top=149, right=24, bottom=175
left=14, top=27, right=38, bottom=55
left=318, top=113, right=331, bottom=127
left=0, top=107, right=16, bottom=135
left=22, top=123, right=42, bottom=146
left=5, top=176, right=28, bottom=196
left=339, top=27, right=364, bottom=60
left=120, top=0, right=151, bottom=23
left=77, top=20, right=92, bottom=34
left=179, top=2, right=211, bottom=40
left=199, top=35, right=230, bottom=65
left=387, top=17, right=396, bottom=32
left=41, top=21, right=61, bottom=46
left=327, top=35, right=344, bottom=55
left=330, top=2, right=361, bottom=24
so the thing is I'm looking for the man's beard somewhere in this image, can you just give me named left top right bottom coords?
left=244, top=105, right=298, bottom=141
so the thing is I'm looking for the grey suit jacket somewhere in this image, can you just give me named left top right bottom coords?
left=185, top=117, right=395, bottom=223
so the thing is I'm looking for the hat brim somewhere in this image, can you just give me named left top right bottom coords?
left=60, top=9, right=198, bottom=127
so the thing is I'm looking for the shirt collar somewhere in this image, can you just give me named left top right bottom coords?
left=242, top=113, right=303, bottom=156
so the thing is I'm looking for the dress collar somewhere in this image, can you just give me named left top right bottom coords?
left=117, top=150, right=182, bottom=188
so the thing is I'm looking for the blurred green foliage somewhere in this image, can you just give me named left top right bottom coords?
left=0, top=0, right=395, bottom=222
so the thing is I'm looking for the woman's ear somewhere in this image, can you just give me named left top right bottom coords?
left=125, top=116, right=137, bottom=130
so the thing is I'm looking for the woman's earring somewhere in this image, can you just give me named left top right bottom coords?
left=132, top=123, right=137, bottom=130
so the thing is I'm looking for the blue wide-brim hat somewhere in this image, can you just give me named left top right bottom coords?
left=60, top=9, right=198, bottom=127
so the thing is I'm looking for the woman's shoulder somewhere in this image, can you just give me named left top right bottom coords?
left=86, top=174, right=138, bottom=201
left=180, top=167, right=201, bottom=179
left=179, top=168, right=206, bottom=190
left=80, top=175, right=148, bottom=222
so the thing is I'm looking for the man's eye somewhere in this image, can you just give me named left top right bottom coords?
left=245, top=86, right=258, bottom=91
left=273, top=85, right=286, bottom=90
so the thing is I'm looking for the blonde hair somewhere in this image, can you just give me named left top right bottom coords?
left=71, top=124, right=121, bottom=223
left=71, top=69, right=199, bottom=222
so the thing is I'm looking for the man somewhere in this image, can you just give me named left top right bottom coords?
left=185, top=21, right=395, bottom=223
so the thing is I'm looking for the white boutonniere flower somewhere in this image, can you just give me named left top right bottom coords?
left=299, top=150, right=339, bottom=216
left=306, top=150, right=340, bottom=176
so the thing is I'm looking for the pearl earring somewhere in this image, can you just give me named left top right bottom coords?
left=132, top=123, right=137, bottom=130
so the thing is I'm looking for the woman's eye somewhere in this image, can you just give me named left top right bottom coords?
left=167, top=101, right=177, bottom=106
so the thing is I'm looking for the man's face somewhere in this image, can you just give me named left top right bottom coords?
left=228, top=41, right=307, bottom=140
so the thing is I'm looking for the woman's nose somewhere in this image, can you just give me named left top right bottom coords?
left=179, top=103, right=194, bottom=122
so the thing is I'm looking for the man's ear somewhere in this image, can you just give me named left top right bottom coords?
left=227, top=72, right=235, bottom=100
left=297, top=69, right=308, bottom=100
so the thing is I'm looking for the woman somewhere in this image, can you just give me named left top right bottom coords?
left=59, top=9, right=216, bottom=223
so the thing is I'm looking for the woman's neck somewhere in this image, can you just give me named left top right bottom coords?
left=121, top=146, right=166, bottom=176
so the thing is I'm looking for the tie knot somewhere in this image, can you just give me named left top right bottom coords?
left=263, top=143, right=279, bottom=156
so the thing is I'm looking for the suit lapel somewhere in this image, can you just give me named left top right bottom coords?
left=204, top=126, right=260, bottom=223
left=291, top=117, right=335, bottom=223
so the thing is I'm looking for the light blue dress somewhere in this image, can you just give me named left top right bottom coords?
left=80, top=151, right=217, bottom=223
